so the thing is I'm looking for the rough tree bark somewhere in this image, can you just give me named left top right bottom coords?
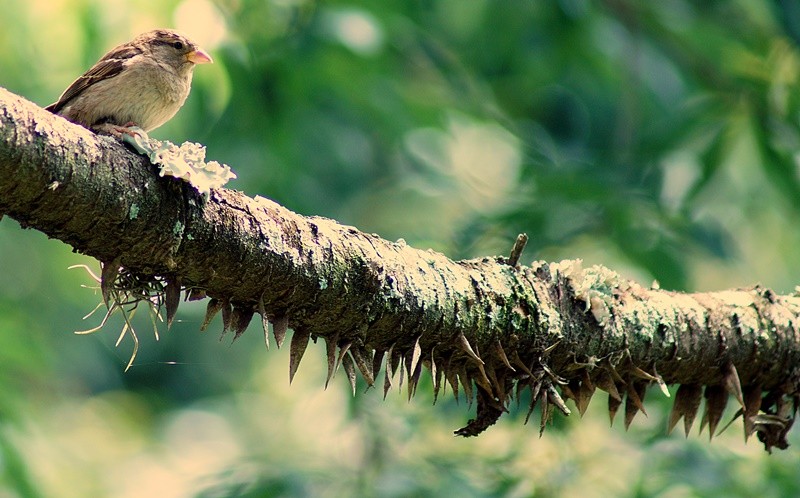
left=1, top=87, right=799, bottom=452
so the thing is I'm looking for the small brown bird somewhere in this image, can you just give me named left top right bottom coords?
left=46, top=29, right=213, bottom=136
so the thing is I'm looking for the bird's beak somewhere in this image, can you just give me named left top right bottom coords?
left=187, top=49, right=213, bottom=64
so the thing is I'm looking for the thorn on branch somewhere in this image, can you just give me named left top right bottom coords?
left=596, top=370, right=622, bottom=402
left=700, top=385, right=728, bottom=440
left=444, top=360, right=460, bottom=404
left=372, top=349, right=385, bottom=389
left=624, top=381, right=647, bottom=430
left=201, top=298, right=223, bottom=332
left=336, top=342, right=352, bottom=375
left=577, top=371, right=595, bottom=416
left=459, top=365, right=474, bottom=406
left=548, top=383, right=571, bottom=416
left=495, top=340, right=515, bottom=372
left=383, top=344, right=400, bottom=399
left=524, top=380, right=543, bottom=425
left=723, top=362, right=745, bottom=410
left=219, top=299, right=233, bottom=338
left=608, top=394, right=622, bottom=426
left=383, top=345, right=395, bottom=400
left=231, top=305, right=255, bottom=341
left=407, top=351, right=423, bottom=401
left=350, top=346, right=375, bottom=388
left=272, top=314, right=288, bottom=348
left=289, top=328, right=311, bottom=384
left=342, top=352, right=357, bottom=396
left=668, top=384, right=702, bottom=437
left=258, top=294, right=269, bottom=351
left=431, top=347, right=442, bottom=404
left=324, top=334, right=338, bottom=389
left=409, top=336, right=422, bottom=376
left=743, top=385, right=763, bottom=441
left=539, top=386, right=550, bottom=437
left=456, top=332, right=484, bottom=365
left=165, top=276, right=181, bottom=329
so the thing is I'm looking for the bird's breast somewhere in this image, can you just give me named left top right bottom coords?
left=120, top=60, right=192, bottom=131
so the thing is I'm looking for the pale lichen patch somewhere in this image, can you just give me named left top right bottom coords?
left=553, top=259, right=627, bottom=327
left=123, top=128, right=236, bottom=194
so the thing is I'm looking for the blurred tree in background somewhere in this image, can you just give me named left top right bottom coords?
left=2, top=0, right=800, bottom=496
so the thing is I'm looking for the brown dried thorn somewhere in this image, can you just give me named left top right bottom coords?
left=288, top=329, right=311, bottom=384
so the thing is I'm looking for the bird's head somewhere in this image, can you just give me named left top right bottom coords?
left=141, top=29, right=213, bottom=72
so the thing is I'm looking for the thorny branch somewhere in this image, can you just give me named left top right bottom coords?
left=2, top=87, right=800, bottom=452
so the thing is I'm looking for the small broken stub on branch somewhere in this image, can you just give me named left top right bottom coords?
left=506, top=233, right=528, bottom=267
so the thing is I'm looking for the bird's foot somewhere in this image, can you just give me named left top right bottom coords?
left=94, top=122, right=143, bottom=138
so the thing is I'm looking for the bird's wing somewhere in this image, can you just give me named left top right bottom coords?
left=45, top=44, right=143, bottom=113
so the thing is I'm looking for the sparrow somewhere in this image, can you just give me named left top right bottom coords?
left=46, top=29, right=213, bottom=136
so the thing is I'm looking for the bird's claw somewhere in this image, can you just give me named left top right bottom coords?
left=93, top=122, right=143, bottom=139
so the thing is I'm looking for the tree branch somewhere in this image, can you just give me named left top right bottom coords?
left=2, top=87, right=799, bottom=451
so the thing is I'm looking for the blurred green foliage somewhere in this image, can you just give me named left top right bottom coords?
left=2, top=0, right=800, bottom=496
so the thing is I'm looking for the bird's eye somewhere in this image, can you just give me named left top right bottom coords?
left=172, top=41, right=184, bottom=50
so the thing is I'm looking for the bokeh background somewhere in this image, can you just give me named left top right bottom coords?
left=2, top=0, right=800, bottom=496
